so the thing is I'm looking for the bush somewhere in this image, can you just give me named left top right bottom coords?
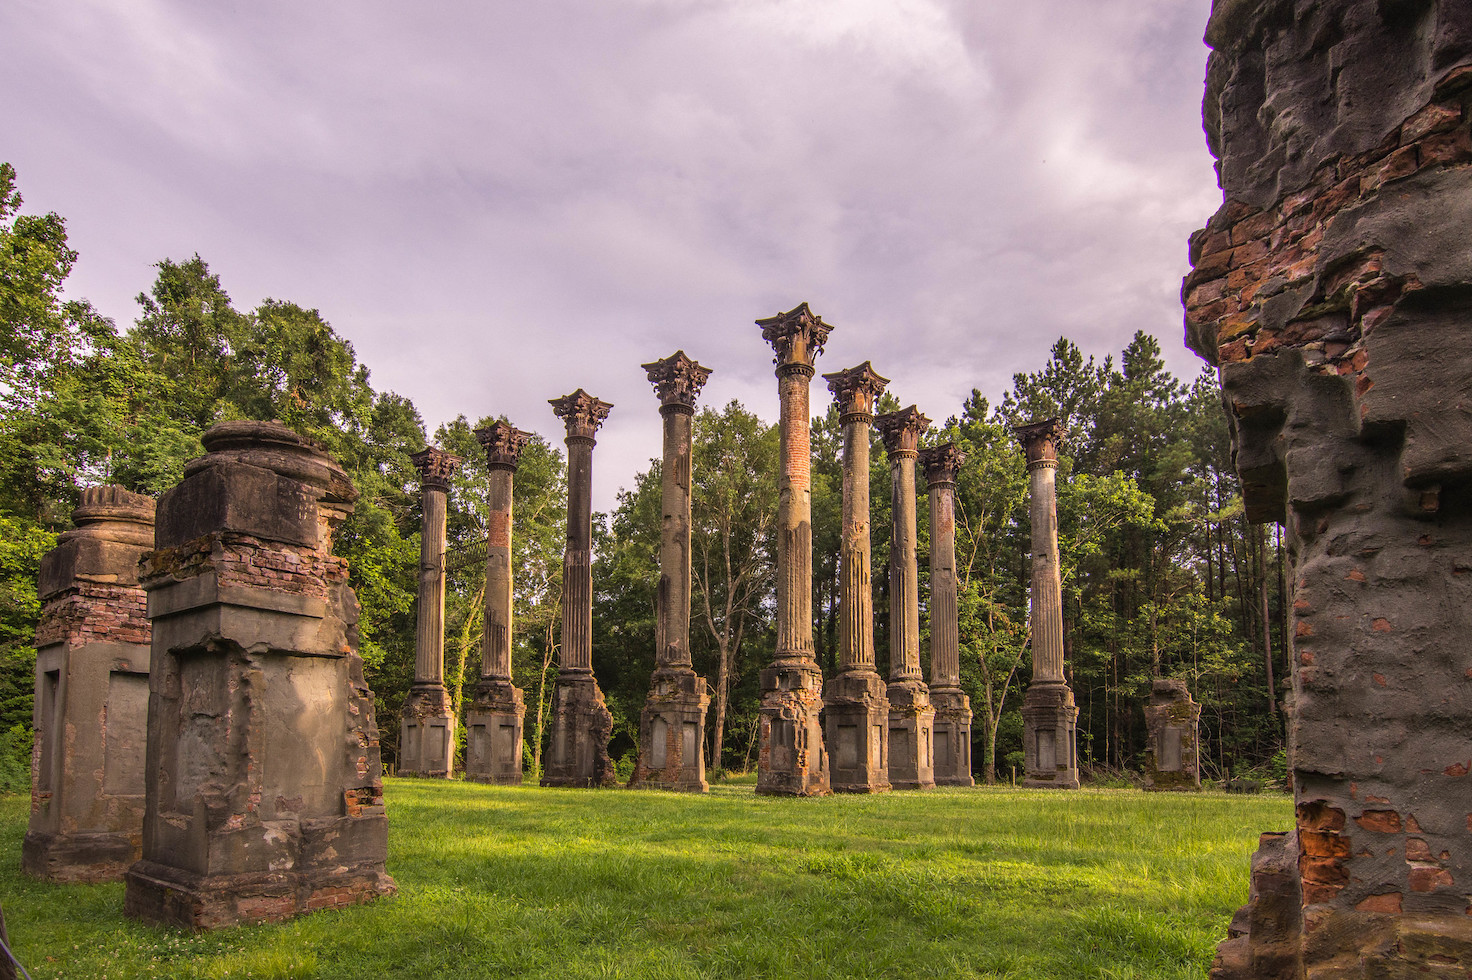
left=613, top=752, right=637, bottom=784
left=0, top=724, right=31, bottom=793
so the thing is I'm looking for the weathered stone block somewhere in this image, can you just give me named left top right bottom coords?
left=24, top=486, right=155, bottom=884
left=629, top=668, right=709, bottom=792
left=464, top=679, right=525, bottom=785
left=823, top=671, right=890, bottom=793
left=1143, top=678, right=1202, bottom=791
left=930, top=688, right=973, bottom=787
left=123, top=422, right=394, bottom=929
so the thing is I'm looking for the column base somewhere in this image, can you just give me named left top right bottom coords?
left=1143, top=678, right=1202, bottom=791
left=541, top=670, right=616, bottom=788
left=22, top=829, right=140, bottom=884
left=464, top=678, right=525, bottom=785
left=931, top=687, right=974, bottom=787
left=399, top=683, right=456, bottom=778
left=1022, top=681, right=1079, bottom=789
left=629, top=668, right=710, bottom=792
left=887, top=679, right=936, bottom=790
left=124, top=851, right=397, bottom=931
left=822, top=670, right=890, bottom=793
left=757, top=661, right=830, bottom=796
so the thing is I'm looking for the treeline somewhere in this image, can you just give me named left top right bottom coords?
left=0, top=162, right=1286, bottom=786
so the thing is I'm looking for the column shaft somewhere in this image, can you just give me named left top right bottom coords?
left=415, top=486, right=448, bottom=685
left=483, top=466, right=514, bottom=680
left=774, top=365, right=815, bottom=665
left=562, top=437, right=594, bottom=672
left=657, top=406, right=693, bottom=668
left=839, top=414, right=875, bottom=672
left=1028, top=462, right=1065, bottom=683
left=927, top=480, right=959, bottom=689
left=889, top=451, right=922, bottom=682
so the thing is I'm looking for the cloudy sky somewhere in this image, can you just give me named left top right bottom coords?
left=3, top=0, right=1221, bottom=509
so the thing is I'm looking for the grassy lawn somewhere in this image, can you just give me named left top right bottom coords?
left=0, top=777, right=1291, bottom=980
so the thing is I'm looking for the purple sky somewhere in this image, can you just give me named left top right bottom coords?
left=3, top=1, right=1220, bottom=510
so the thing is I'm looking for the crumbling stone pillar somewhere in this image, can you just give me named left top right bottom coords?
left=821, top=362, right=891, bottom=794
left=1186, top=2, right=1472, bottom=974
left=919, top=443, right=973, bottom=787
left=631, top=352, right=712, bottom=792
left=23, top=486, right=154, bottom=883
left=1015, top=419, right=1078, bottom=790
left=1142, top=678, right=1200, bottom=791
left=755, top=303, right=831, bottom=797
left=465, top=421, right=531, bottom=785
left=877, top=406, right=936, bottom=791
left=400, top=446, right=461, bottom=778
left=543, top=390, right=616, bottom=788
left=124, top=421, right=395, bottom=929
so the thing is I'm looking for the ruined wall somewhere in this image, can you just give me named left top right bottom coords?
left=1186, top=1, right=1472, bottom=975
left=23, top=486, right=155, bottom=883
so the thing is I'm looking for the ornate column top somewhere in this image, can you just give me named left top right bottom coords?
left=410, top=446, right=463, bottom=492
left=918, top=443, right=966, bottom=486
left=641, top=350, right=712, bottom=412
left=824, top=361, right=889, bottom=421
left=876, top=405, right=931, bottom=457
left=757, top=302, right=832, bottom=373
left=550, top=388, right=613, bottom=441
left=475, top=420, right=533, bottom=470
left=1015, top=418, right=1065, bottom=469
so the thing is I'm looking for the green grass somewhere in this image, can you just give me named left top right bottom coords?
left=0, top=778, right=1291, bottom=979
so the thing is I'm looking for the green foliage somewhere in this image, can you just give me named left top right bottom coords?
left=0, top=724, right=30, bottom=793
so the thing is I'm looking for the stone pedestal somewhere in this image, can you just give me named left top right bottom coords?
left=756, top=303, right=831, bottom=796
left=877, top=406, right=935, bottom=791
left=400, top=447, right=461, bottom=777
left=1188, top=4, right=1472, bottom=973
left=123, top=421, right=395, bottom=929
left=23, top=486, right=155, bottom=883
left=822, top=362, right=891, bottom=794
left=1143, top=678, right=1200, bottom=791
left=920, top=443, right=973, bottom=787
left=1016, top=419, right=1078, bottom=790
left=631, top=352, right=712, bottom=792
left=543, top=390, right=616, bottom=789
left=465, top=421, right=531, bottom=785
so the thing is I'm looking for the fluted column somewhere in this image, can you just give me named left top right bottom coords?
left=543, top=390, right=616, bottom=787
left=821, top=362, right=891, bottom=793
left=877, top=406, right=935, bottom=790
left=755, top=303, right=831, bottom=796
left=465, top=421, right=531, bottom=785
left=919, top=443, right=973, bottom=786
left=401, top=446, right=461, bottom=778
left=631, top=352, right=712, bottom=792
left=1016, top=419, right=1078, bottom=789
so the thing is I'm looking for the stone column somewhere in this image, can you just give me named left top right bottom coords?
left=1184, top=5, right=1472, bottom=974
left=920, top=442, right=973, bottom=787
left=465, top=421, right=531, bottom=785
left=755, top=302, right=831, bottom=796
left=23, top=486, right=155, bottom=883
left=124, top=421, right=395, bottom=929
left=400, top=446, right=461, bottom=778
left=630, top=352, right=712, bottom=792
left=543, top=389, right=616, bottom=788
left=820, top=362, right=891, bottom=794
left=1142, top=678, right=1200, bottom=791
left=1015, top=419, right=1078, bottom=790
left=877, top=406, right=935, bottom=791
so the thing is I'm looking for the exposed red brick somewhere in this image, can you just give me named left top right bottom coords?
left=1405, top=838, right=1434, bottom=862
left=1357, top=810, right=1403, bottom=833
left=1418, top=127, right=1472, bottom=167
left=1446, top=761, right=1470, bottom=777
left=1409, top=866, right=1455, bottom=892
left=1300, top=802, right=1348, bottom=832
left=1356, top=891, right=1403, bottom=914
